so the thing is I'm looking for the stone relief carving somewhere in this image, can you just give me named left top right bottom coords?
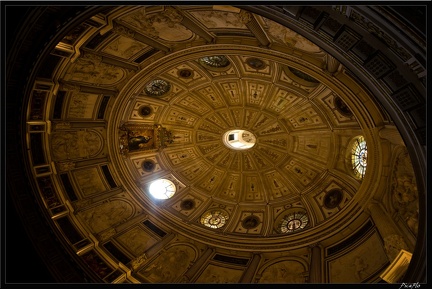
left=328, top=232, right=388, bottom=283
left=116, top=226, right=158, bottom=257
left=64, top=53, right=125, bottom=85
left=68, top=92, right=98, bottom=119
left=383, top=234, right=409, bottom=262
left=238, top=10, right=252, bottom=25
left=122, top=7, right=193, bottom=42
left=196, top=264, right=244, bottom=283
left=263, top=18, right=322, bottom=53
left=56, top=161, right=76, bottom=172
left=73, top=167, right=106, bottom=196
left=54, top=122, right=72, bottom=130
left=391, top=150, right=419, bottom=236
left=60, top=83, right=81, bottom=92
left=258, top=260, right=306, bottom=283
left=51, top=130, right=103, bottom=161
left=190, top=11, right=247, bottom=29
left=130, top=253, right=147, bottom=271
left=97, top=228, right=117, bottom=242
left=139, top=245, right=194, bottom=283
left=353, top=256, right=368, bottom=280
left=103, top=36, right=147, bottom=59
left=77, top=199, right=134, bottom=234
left=73, top=199, right=93, bottom=210
left=162, top=6, right=183, bottom=23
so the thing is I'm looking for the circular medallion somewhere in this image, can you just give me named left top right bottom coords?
left=242, top=215, right=260, bottom=229
left=142, top=160, right=155, bottom=172
left=334, top=96, right=353, bottom=117
left=323, top=189, right=343, bottom=209
left=246, top=57, right=266, bottom=70
left=200, top=210, right=229, bottom=229
left=178, top=69, right=193, bottom=78
left=199, top=55, right=230, bottom=68
left=279, top=211, right=309, bottom=233
left=144, top=79, right=171, bottom=96
left=138, top=105, right=153, bottom=117
left=180, top=199, right=195, bottom=210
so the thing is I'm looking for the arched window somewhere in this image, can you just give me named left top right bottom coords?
left=148, top=179, right=176, bottom=199
left=351, top=136, right=367, bottom=179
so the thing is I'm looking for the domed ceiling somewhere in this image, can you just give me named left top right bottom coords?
left=52, top=5, right=368, bottom=248
left=8, top=5, right=425, bottom=284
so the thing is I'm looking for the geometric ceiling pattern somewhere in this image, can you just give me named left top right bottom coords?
left=6, top=4, right=426, bottom=284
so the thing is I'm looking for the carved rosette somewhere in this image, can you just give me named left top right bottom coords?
left=238, top=10, right=252, bottom=25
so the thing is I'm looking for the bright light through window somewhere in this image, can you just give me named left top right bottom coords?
left=149, top=179, right=176, bottom=199
left=223, top=129, right=256, bottom=150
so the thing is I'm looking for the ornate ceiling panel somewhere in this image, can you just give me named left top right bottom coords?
left=9, top=4, right=425, bottom=284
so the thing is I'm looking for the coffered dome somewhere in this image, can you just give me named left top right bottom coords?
left=6, top=4, right=426, bottom=284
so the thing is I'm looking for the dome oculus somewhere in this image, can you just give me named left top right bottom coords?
left=223, top=129, right=256, bottom=150
left=148, top=179, right=176, bottom=199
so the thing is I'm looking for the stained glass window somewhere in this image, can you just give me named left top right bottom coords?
left=200, top=210, right=229, bottom=229
left=148, top=179, right=176, bottom=199
left=279, top=211, right=309, bottom=233
left=144, top=79, right=171, bottom=96
left=351, top=136, right=367, bottom=179
left=199, top=56, right=230, bottom=68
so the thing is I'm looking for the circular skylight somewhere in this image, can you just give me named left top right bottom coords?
left=148, top=179, right=176, bottom=199
left=223, top=129, right=256, bottom=150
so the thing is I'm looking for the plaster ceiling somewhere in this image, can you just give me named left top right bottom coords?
left=47, top=5, right=373, bottom=249
left=9, top=4, right=425, bottom=283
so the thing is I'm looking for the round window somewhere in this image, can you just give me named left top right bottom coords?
left=148, top=179, right=176, bottom=199
left=279, top=211, right=309, bottom=233
left=200, top=210, right=229, bottom=229
left=223, top=129, right=256, bottom=150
